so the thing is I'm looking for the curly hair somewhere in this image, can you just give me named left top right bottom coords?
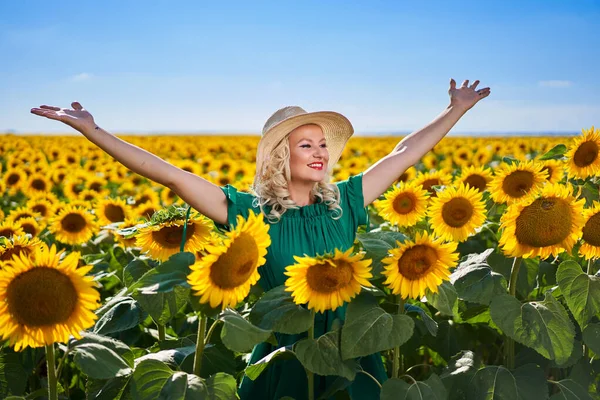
left=251, top=128, right=343, bottom=224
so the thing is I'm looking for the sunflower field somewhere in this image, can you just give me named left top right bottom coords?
left=0, top=127, right=599, bottom=399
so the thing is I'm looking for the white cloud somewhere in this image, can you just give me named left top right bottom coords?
left=538, top=80, right=573, bottom=88
left=70, top=73, right=93, bottom=82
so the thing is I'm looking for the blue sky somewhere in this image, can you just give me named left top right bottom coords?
left=1, top=0, right=599, bottom=135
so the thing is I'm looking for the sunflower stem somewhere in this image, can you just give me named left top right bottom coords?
left=204, top=319, right=221, bottom=345
left=586, top=258, right=593, bottom=275
left=393, top=295, right=405, bottom=378
left=584, top=258, right=594, bottom=359
left=45, top=343, right=58, bottom=400
left=157, top=323, right=166, bottom=341
left=505, top=257, right=522, bottom=369
left=307, top=309, right=315, bottom=400
left=193, top=313, right=207, bottom=377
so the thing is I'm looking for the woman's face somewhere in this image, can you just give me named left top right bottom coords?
left=287, top=124, right=329, bottom=182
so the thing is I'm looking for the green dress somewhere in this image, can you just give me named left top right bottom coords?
left=216, top=172, right=388, bottom=400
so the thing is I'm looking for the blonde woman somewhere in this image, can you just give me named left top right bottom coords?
left=31, top=78, right=490, bottom=399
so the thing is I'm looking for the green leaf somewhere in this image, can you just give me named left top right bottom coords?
left=86, top=376, right=131, bottom=400
left=468, top=364, right=547, bottom=399
left=295, top=329, right=358, bottom=380
left=424, top=282, right=458, bottom=317
left=0, top=352, right=28, bottom=397
left=556, top=260, right=600, bottom=329
left=93, top=296, right=145, bottom=335
left=219, top=309, right=274, bottom=353
left=356, top=231, right=407, bottom=278
left=549, top=379, right=594, bottom=400
left=135, top=346, right=196, bottom=369
left=72, top=343, right=133, bottom=380
left=131, top=359, right=237, bottom=400
left=123, top=259, right=152, bottom=287
left=134, top=285, right=190, bottom=326
left=248, top=285, right=313, bottom=334
left=440, top=351, right=481, bottom=400
left=340, top=293, right=414, bottom=359
left=244, top=346, right=296, bottom=381
left=583, top=323, right=600, bottom=355
left=539, top=144, right=567, bottom=160
left=451, top=254, right=507, bottom=306
left=405, top=304, right=438, bottom=337
left=381, top=374, right=447, bottom=400
left=490, top=293, right=575, bottom=365
left=130, top=252, right=196, bottom=294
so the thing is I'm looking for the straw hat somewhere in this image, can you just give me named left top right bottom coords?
left=255, top=106, right=354, bottom=179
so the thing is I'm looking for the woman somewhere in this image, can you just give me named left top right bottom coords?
left=30, top=78, right=490, bottom=399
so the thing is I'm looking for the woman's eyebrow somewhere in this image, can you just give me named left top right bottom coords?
left=298, top=138, right=327, bottom=143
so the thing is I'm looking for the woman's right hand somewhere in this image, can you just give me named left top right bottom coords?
left=30, top=102, right=96, bottom=133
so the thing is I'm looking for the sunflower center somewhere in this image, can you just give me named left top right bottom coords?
left=306, top=260, right=353, bottom=293
left=61, top=213, right=87, bottom=233
left=0, top=228, right=17, bottom=238
left=421, top=179, right=441, bottom=197
left=32, top=179, right=46, bottom=191
left=7, top=268, right=78, bottom=326
left=105, top=204, right=125, bottom=222
left=7, top=174, right=20, bottom=185
left=397, top=172, right=409, bottom=183
left=0, top=246, right=31, bottom=261
left=152, top=223, right=196, bottom=248
left=515, top=197, right=572, bottom=247
left=90, top=182, right=103, bottom=192
left=209, top=232, right=258, bottom=289
left=32, top=204, right=48, bottom=216
left=21, top=223, right=36, bottom=236
left=582, top=212, right=600, bottom=246
left=464, top=175, right=487, bottom=191
left=502, top=170, right=534, bottom=198
left=392, top=193, right=416, bottom=214
left=573, top=141, right=599, bottom=167
left=441, top=197, right=474, bottom=227
left=397, top=245, right=438, bottom=280
left=541, top=166, right=552, bottom=180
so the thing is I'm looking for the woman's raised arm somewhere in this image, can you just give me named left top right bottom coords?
left=30, top=102, right=229, bottom=225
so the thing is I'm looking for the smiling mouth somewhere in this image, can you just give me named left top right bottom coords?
left=307, top=162, right=324, bottom=170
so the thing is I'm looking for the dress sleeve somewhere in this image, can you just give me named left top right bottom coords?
left=336, top=172, right=368, bottom=229
left=216, top=184, right=258, bottom=231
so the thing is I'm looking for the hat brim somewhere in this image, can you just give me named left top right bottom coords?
left=255, top=111, right=354, bottom=179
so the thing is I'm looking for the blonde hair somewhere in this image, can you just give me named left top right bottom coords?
left=251, top=130, right=343, bottom=224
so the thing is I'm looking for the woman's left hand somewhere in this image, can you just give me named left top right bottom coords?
left=448, top=78, right=491, bottom=112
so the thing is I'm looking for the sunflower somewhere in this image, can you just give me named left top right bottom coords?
left=25, top=197, right=54, bottom=219
left=499, top=183, right=586, bottom=259
left=94, top=197, right=132, bottom=227
left=5, top=207, right=42, bottom=224
left=160, top=187, right=182, bottom=206
left=133, top=188, right=160, bottom=207
left=136, top=214, right=214, bottom=261
left=0, top=235, right=44, bottom=266
left=136, top=202, right=160, bottom=221
left=22, top=173, right=53, bottom=197
left=579, top=201, right=600, bottom=260
left=48, top=205, right=99, bottom=246
left=0, top=243, right=100, bottom=350
left=3, top=168, right=27, bottom=196
left=488, top=160, right=548, bottom=204
left=428, top=183, right=487, bottom=242
left=113, top=217, right=141, bottom=249
left=15, top=217, right=45, bottom=238
left=454, top=165, right=494, bottom=193
left=381, top=231, right=459, bottom=299
left=188, top=210, right=271, bottom=309
left=394, top=166, right=417, bottom=185
left=284, top=247, right=373, bottom=313
left=374, top=182, right=429, bottom=227
left=565, top=126, right=600, bottom=179
left=413, top=171, right=452, bottom=199
left=538, top=159, right=565, bottom=184
left=0, top=221, right=25, bottom=239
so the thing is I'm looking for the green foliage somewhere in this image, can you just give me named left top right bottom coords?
left=295, top=329, right=358, bottom=381
left=340, top=293, right=414, bottom=359
left=248, top=285, right=313, bottom=334
left=381, top=374, right=447, bottom=400
left=538, top=144, right=567, bottom=160
left=557, top=260, right=600, bottom=329
left=490, top=293, right=575, bottom=365
left=219, top=309, right=275, bottom=353
left=468, top=364, right=547, bottom=399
